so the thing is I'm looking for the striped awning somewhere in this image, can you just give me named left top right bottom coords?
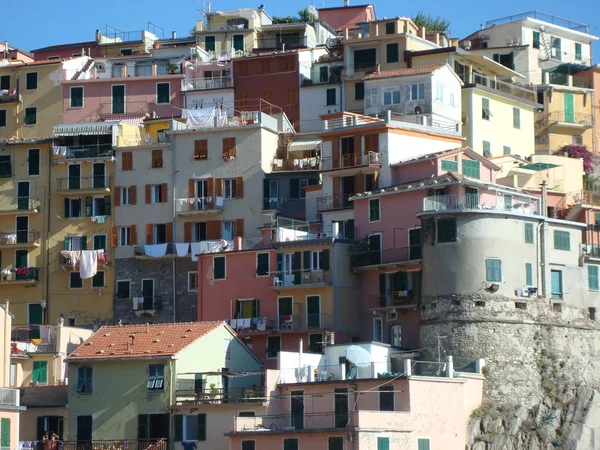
left=288, top=139, right=321, bottom=152
left=53, top=122, right=120, bottom=137
left=102, top=115, right=147, bottom=128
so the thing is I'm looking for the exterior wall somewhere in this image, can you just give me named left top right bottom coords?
left=463, top=87, right=536, bottom=157
left=299, top=85, right=342, bottom=132
left=386, top=129, right=462, bottom=171
left=20, top=406, right=67, bottom=440
left=183, top=89, right=234, bottom=110
left=32, top=45, right=103, bottom=61
left=263, top=172, right=319, bottom=219
left=316, top=5, right=376, bottom=32
left=577, top=68, right=600, bottom=153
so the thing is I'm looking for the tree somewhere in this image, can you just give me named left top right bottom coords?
left=272, top=16, right=299, bottom=24
left=298, top=8, right=318, bottom=23
left=412, top=11, right=451, bottom=36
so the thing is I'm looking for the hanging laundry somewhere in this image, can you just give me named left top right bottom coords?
left=144, top=244, right=168, bottom=258
left=79, top=250, right=98, bottom=279
left=96, top=216, right=105, bottom=224
left=175, top=243, right=190, bottom=257
left=52, top=146, right=60, bottom=155
left=190, top=242, right=202, bottom=262
left=61, top=250, right=81, bottom=265
left=183, top=107, right=216, bottom=127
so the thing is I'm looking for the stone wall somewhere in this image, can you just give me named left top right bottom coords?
left=114, top=258, right=198, bottom=324
left=420, top=293, right=600, bottom=408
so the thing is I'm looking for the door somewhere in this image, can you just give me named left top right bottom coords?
left=17, top=181, right=30, bottom=210
left=141, top=279, right=154, bottom=309
left=37, top=416, right=64, bottom=440
left=291, top=391, right=304, bottom=429
left=267, top=179, right=279, bottom=209
left=68, top=165, right=81, bottom=190
left=28, top=303, right=43, bottom=339
left=465, top=187, right=479, bottom=209
left=564, top=93, right=574, bottom=123
left=15, top=250, right=28, bottom=269
left=233, top=35, right=244, bottom=52
left=196, top=180, right=208, bottom=210
left=368, top=234, right=381, bottom=265
left=334, top=388, right=349, bottom=428
left=306, top=295, right=320, bottom=328
left=16, top=216, right=29, bottom=244
left=409, top=228, right=422, bottom=260
left=278, top=297, right=293, bottom=329
left=112, top=85, right=125, bottom=114
left=340, top=176, right=355, bottom=207
left=92, top=163, right=106, bottom=189
left=76, top=416, right=92, bottom=441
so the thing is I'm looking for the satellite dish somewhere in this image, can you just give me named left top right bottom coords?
left=414, top=105, right=423, bottom=114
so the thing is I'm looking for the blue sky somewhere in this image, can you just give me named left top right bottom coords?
left=3, top=0, right=599, bottom=63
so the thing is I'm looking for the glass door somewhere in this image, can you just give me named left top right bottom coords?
left=141, top=279, right=154, bottom=309
left=465, top=187, right=479, bottom=209
left=291, top=391, right=304, bottom=430
left=92, top=163, right=106, bottom=188
left=112, top=85, right=125, bottom=114
left=68, top=165, right=81, bottom=190
left=196, top=179, right=208, bottom=210
left=17, top=181, right=30, bottom=210
left=408, top=228, right=422, bottom=260
left=16, top=216, right=29, bottom=244
left=306, top=295, right=320, bottom=328
left=28, top=303, right=43, bottom=340
left=278, top=297, right=293, bottom=330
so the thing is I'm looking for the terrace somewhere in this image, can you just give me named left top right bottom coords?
left=422, top=191, right=540, bottom=215
left=229, top=313, right=332, bottom=334
left=182, top=75, right=233, bottom=91
left=175, top=370, right=263, bottom=406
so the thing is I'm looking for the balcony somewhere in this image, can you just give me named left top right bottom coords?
left=230, top=314, right=332, bottom=333
left=369, top=290, right=419, bottom=310
left=56, top=176, right=111, bottom=194
left=320, top=152, right=381, bottom=176
left=175, top=386, right=263, bottom=405
left=11, top=336, right=56, bottom=355
left=270, top=270, right=332, bottom=289
left=350, top=247, right=422, bottom=270
left=317, top=194, right=352, bottom=212
left=271, top=156, right=320, bottom=172
left=53, top=144, right=115, bottom=161
left=343, top=62, right=378, bottom=78
left=262, top=197, right=285, bottom=211
left=388, top=112, right=460, bottom=134
left=233, top=412, right=352, bottom=433
left=59, top=440, right=166, bottom=450
left=0, top=89, right=18, bottom=105
left=323, top=114, right=382, bottom=131
left=422, top=193, right=540, bottom=215
left=255, top=35, right=307, bottom=51
left=0, top=230, right=39, bottom=248
left=0, top=267, right=38, bottom=284
left=59, top=252, right=109, bottom=270
left=461, top=72, right=538, bottom=104
left=131, top=296, right=163, bottom=314
left=546, top=72, right=590, bottom=88
left=182, top=76, right=233, bottom=91
left=537, top=111, right=592, bottom=130
left=0, top=388, right=19, bottom=407
left=176, top=197, right=224, bottom=216
left=0, top=197, right=40, bottom=215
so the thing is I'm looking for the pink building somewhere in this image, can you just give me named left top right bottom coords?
left=317, top=4, right=377, bottom=34
left=62, top=56, right=183, bottom=125
left=350, top=147, right=540, bottom=344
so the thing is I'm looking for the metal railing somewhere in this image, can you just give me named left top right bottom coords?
left=388, top=112, right=460, bottom=132
left=538, top=111, right=592, bottom=127
left=486, top=11, right=589, bottom=32
left=422, top=193, right=540, bottom=215
left=0, top=267, right=38, bottom=283
left=369, top=291, right=419, bottom=309
left=54, top=144, right=115, bottom=160
left=0, top=197, right=39, bottom=212
left=231, top=314, right=332, bottom=332
left=175, top=386, right=263, bottom=405
left=11, top=338, right=55, bottom=354
left=0, top=388, right=19, bottom=406
left=465, top=73, right=538, bottom=103
left=262, top=198, right=285, bottom=210
left=57, top=176, right=111, bottom=191
left=58, top=439, right=167, bottom=450
left=270, top=270, right=332, bottom=288
left=320, top=152, right=381, bottom=171
left=350, top=246, right=422, bottom=268
left=131, top=296, right=163, bottom=311
left=317, top=194, right=353, bottom=212
left=0, top=90, right=18, bottom=104
left=271, top=156, right=320, bottom=171
left=323, top=115, right=381, bottom=130
left=234, top=412, right=352, bottom=432
left=547, top=72, right=590, bottom=88
left=175, top=197, right=224, bottom=213
left=182, top=76, right=233, bottom=91
left=133, top=244, right=179, bottom=257
left=412, top=361, right=447, bottom=377
left=0, top=230, right=38, bottom=245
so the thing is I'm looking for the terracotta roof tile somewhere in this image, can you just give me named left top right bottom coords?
left=66, top=321, right=225, bottom=361
left=363, top=64, right=445, bottom=81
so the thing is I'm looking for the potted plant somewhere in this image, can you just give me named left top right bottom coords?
left=167, top=63, right=179, bottom=74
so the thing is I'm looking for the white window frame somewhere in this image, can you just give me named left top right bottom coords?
left=66, top=198, right=83, bottom=219
left=27, top=148, right=41, bottom=176
left=434, top=83, right=444, bottom=102
left=382, top=88, right=400, bottom=106
left=151, top=185, right=162, bottom=203
left=373, top=317, right=383, bottom=342
left=311, top=251, right=322, bottom=271
left=92, top=271, right=106, bottom=288
left=121, top=186, right=131, bottom=205
left=116, top=279, right=131, bottom=299
left=409, top=83, right=425, bottom=100
left=223, top=179, right=236, bottom=199
left=188, top=271, right=198, bottom=291
left=118, top=226, right=131, bottom=247
left=24, top=106, right=37, bottom=126
left=70, top=86, right=84, bottom=109
left=69, top=272, right=84, bottom=290
left=449, top=93, right=455, bottom=107
left=368, top=198, right=381, bottom=222
left=156, top=82, right=171, bottom=105
left=25, top=72, right=38, bottom=91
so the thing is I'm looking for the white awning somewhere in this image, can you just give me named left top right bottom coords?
left=102, top=116, right=146, bottom=128
left=53, top=122, right=120, bottom=137
left=288, top=139, right=321, bottom=152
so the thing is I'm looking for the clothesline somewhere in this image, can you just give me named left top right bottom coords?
left=143, top=240, right=232, bottom=261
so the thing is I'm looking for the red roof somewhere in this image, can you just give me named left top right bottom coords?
left=66, top=321, right=225, bottom=361
left=363, top=64, right=445, bottom=81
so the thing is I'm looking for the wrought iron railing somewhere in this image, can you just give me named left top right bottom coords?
left=316, top=194, right=353, bottom=212
left=0, top=230, right=38, bottom=245
left=57, top=176, right=111, bottom=191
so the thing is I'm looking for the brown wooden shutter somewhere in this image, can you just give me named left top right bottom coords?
left=194, top=140, right=207, bottom=160
left=365, top=133, right=379, bottom=153
left=215, top=178, right=222, bottom=197
left=188, top=179, right=196, bottom=198
left=130, top=186, right=137, bottom=205
left=208, top=178, right=214, bottom=197
left=110, top=226, right=117, bottom=248
left=161, top=183, right=168, bottom=203
left=131, top=225, right=137, bottom=245
left=166, top=223, right=173, bottom=242
left=354, top=174, right=364, bottom=194
left=236, top=177, right=244, bottom=199
left=145, top=184, right=151, bottom=204
left=235, top=219, right=244, bottom=238
left=207, top=220, right=220, bottom=240
left=152, top=149, right=163, bottom=168
left=146, top=224, right=153, bottom=244
left=122, top=152, right=133, bottom=171
left=223, top=138, right=236, bottom=157
left=332, top=138, right=340, bottom=169
left=184, top=222, right=192, bottom=242
left=333, top=176, right=340, bottom=199
left=114, top=187, right=121, bottom=207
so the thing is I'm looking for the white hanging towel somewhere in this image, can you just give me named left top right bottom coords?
left=132, top=297, right=138, bottom=310
left=190, top=242, right=202, bottom=262
left=183, top=107, right=216, bottom=127
left=175, top=243, right=190, bottom=257
left=144, top=244, right=168, bottom=258
left=79, top=250, right=98, bottom=279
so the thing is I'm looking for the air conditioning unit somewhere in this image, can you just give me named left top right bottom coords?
left=386, top=310, right=397, bottom=320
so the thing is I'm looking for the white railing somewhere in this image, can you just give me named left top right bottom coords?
left=182, top=76, right=232, bottom=91
left=323, top=115, right=380, bottom=130
left=423, top=193, right=540, bottom=215
left=0, top=387, right=19, bottom=406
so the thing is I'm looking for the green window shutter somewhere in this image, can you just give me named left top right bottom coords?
left=513, top=107, right=520, bottom=128
left=64, top=236, right=71, bottom=250
left=533, top=31, right=540, bottom=48
left=526, top=263, right=533, bottom=286
left=326, top=88, right=336, bottom=105
left=482, top=141, right=491, bottom=158
left=256, top=253, right=268, bottom=276
left=321, top=249, right=330, bottom=271
left=589, top=265, right=599, bottom=290
left=303, top=250, right=311, bottom=271
left=503, top=146, right=511, bottom=155
left=174, top=415, right=183, bottom=442
left=377, top=437, right=390, bottom=450
left=214, top=257, right=225, bottom=279
left=197, top=413, right=206, bottom=441
left=525, top=223, right=534, bottom=243
left=369, top=199, right=380, bottom=221
left=554, top=231, right=570, bottom=250
left=463, top=159, right=481, bottom=179
left=81, top=236, right=87, bottom=250
left=417, top=439, right=431, bottom=450
left=575, top=43, right=582, bottom=60
left=1, top=418, right=10, bottom=448
left=564, top=93, right=574, bottom=123
left=104, top=195, right=111, bottom=216
left=486, top=259, right=502, bottom=282
left=441, top=159, right=458, bottom=172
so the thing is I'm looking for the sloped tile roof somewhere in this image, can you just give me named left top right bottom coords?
left=66, top=321, right=225, bottom=361
left=363, top=64, right=445, bottom=81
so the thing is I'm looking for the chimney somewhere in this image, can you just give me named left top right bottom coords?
left=172, top=31, right=177, bottom=39
left=95, top=29, right=101, bottom=43
left=234, top=236, right=242, bottom=251
left=146, top=323, right=150, bottom=333
left=127, top=335, right=135, bottom=350
left=344, top=0, right=349, bottom=6
left=540, top=180, right=548, bottom=217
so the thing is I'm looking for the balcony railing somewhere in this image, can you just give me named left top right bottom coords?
left=262, top=198, right=285, bottom=210
left=463, top=73, right=538, bottom=103
left=0, top=267, right=38, bottom=283
left=234, top=412, right=353, bottom=433
left=175, top=197, right=224, bottom=213
left=271, top=270, right=332, bottom=288
left=271, top=157, right=320, bottom=172
left=388, top=112, right=460, bottom=133
left=323, top=115, right=381, bottom=130
left=59, top=440, right=167, bottom=450
left=54, top=144, right=115, bottom=160
left=350, top=246, right=422, bottom=268
left=320, top=152, right=381, bottom=171
left=0, top=230, right=38, bottom=245
left=131, top=296, right=163, bottom=311
left=11, top=338, right=56, bottom=354
left=422, top=193, right=540, bottom=215
left=0, top=89, right=18, bottom=104
left=317, top=194, right=353, bottom=212
left=547, top=72, right=590, bottom=88
left=57, top=176, right=111, bottom=191
left=369, top=291, right=419, bottom=309
left=0, top=388, right=19, bottom=406
left=229, top=313, right=332, bottom=332
left=0, top=197, right=39, bottom=212
left=182, top=76, right=233, bottom=91
left=255, top=36, right=307, bottom=50
left=539, top=111, right=592, bottom=127
left=175, top=386, right=263, bottom=405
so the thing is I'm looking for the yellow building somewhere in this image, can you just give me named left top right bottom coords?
left=46, top=121, right=141, bottom=326
left=535, top=73, right=594, bottom=152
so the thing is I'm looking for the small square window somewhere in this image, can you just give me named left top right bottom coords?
left=70, top=272, right=83, bottom=289
left=188, top=272, right=198, bottom=291
left=205, top=36, right=216, bottom=52
left=256, top=253, right=269, bottom=276
left=485, top=258, right=502, bottom=282
left=116, top=280, right=131, bottom=299
left=147, top=364, right=165, bottom=390
left=553, top=230, right=570, bottom=251
left=92, top=271, right=105, bottom=288
left=70, top=87, right=84, bottom=108
left=24, top=107, right=37, bottom=125
left=25, top=72, right=38, bottom=90
left=385, top=22, right=395, bottom=35
left=437, top=218, right=457, bottom=243
left=156, top=83, right=170, bottom=104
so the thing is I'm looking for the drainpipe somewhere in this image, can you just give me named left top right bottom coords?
left=539, top=181, right=548, bottom=298
left=4, top=301, right=9, bottom=387
left=45, top=150, right=52, bottom=325
left=172, top=135, right=177, bottom=322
